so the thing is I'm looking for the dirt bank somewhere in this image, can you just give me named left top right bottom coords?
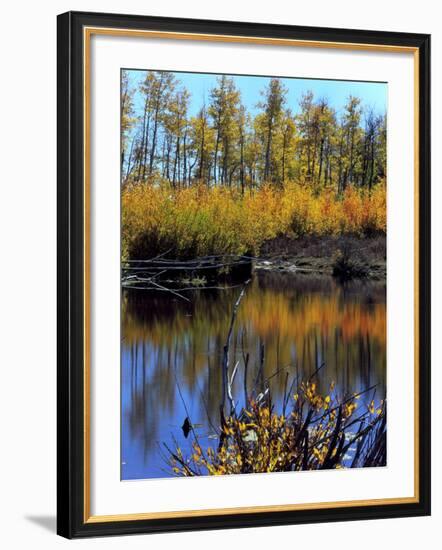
left=257, top=234, right=386, bottom=280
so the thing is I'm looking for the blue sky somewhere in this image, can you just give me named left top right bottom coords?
left=125, top=69, right=387, bottom=121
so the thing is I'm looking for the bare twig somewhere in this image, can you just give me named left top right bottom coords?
left=220, top=280, right=251, bottom=414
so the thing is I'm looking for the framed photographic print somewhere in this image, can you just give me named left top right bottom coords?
left=57, top=11, right=431, bottom=538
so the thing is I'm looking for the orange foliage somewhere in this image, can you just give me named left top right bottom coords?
left=122, top=180, right=386, bottom=260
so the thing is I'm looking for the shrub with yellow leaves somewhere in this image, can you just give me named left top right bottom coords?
left=122, top=180, right=386, bottom=262
left=166, top=380, right=386, bottom=476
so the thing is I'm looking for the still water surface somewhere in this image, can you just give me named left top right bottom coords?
left=121, top=271, right=386, bottom=480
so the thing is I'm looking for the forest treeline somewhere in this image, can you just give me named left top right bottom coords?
left=121, top=70, right=386, bottom=192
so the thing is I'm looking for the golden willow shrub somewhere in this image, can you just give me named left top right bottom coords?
left=167, top=381, right=386, bottom=475
left=122, top=181, right=386, bottom=260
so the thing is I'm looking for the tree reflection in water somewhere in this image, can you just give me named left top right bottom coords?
left=121, top=271, right=386, bottom=480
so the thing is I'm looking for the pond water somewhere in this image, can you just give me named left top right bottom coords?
left=121, top=271, right=386, bottom=480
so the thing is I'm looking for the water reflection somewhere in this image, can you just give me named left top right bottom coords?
left=121, top=271, right=386, bottom=480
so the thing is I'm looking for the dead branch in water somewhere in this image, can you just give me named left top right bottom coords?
left=220, top=280, right=251, bottom=414
left=122, top=254, right=254, bottom=299
left=124, top=254, right=258, bottom=264
left=122, top=254, right=254, bottom=274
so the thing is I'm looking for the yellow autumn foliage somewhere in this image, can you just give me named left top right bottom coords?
left=167, top=381, right=387, bottom=476
left=122, top=180, right=386, bottom=260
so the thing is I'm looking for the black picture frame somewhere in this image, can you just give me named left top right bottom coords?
left=57, top=10, right=431, bottom=539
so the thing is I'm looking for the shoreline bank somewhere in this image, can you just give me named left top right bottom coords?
left=122, top=234, right=387, bottom=290
left=256, top=234, right=386, bottom=280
